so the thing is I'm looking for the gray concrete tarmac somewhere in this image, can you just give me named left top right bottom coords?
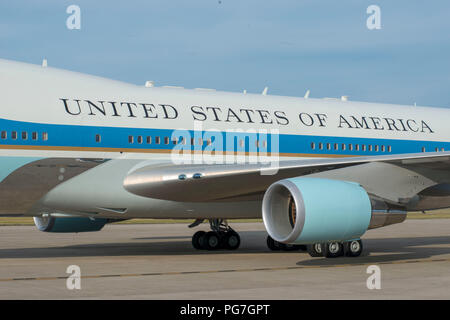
left=1, top=220, right=450, bottom=299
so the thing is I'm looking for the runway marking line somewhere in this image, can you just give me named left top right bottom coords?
left=1, top=256, right=449, bottom=283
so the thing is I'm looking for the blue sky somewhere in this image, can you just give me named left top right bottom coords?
left=1, top=1, right=449, bottom=107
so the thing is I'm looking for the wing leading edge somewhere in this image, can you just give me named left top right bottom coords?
left=123, top=151, right=450, bottom=203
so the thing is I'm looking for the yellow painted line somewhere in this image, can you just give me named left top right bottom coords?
left=1, top=256, right=450, bottom=282
left=118, top=273, right=142, bottom=278
left=0, top=144, right=169, bottom=154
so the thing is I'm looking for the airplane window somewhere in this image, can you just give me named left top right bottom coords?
left=381, top=146, right=386, bottom=152
left=155, top=136, right=161, bottom=144
left=369, top=145, right=373, bottom=152
left=262, top=140, right=267, bottom=148
left=327, top=143, right=331, bottom=150
left=362, top=145, right=366, bottom=151
left=435, top=147, right=439, bottom=152
left=164, top=137, right=170, bottom=145
left=11, top=131, right=17, bottom=140
left=137, top=136, right=143, bottom=144
left=32, top=132, right=38, bottom=140
left=1, top=131, right=6, bottom=139
left=22, top=132, right=28, bottom=140
left=146, top=136, right=152, bottom=144
left=311, top=142, right=315, bottom=150
left=319, top=143, right=323, bottom=150
left=334, top=143, right=339, bottom=150
left=128, top=136, right=134, bottom=144
left=191, top=138, right=195, bottom=146
left=207, top=139, right=212, bottom=146
left=422, top=147, right=426, bottom=152
left=199, top=138, right=203, bottom=146
left=95, top=134, right=101, bottom=143
left=375, top=145, right=379, bottom=152
left=172, top=138, right=178, bottom=145
left=442, top=148, right=445, bottom=152
left=355, top=144, right=360, bottom=151
left=341, top=144, right=346, bottom=151
left=239, top=140, right=244, bottom=148
left=388, top=146, right=392, bottom=152
left=348, top=144, right=353, bottom=151
left=42, top=132, right=48, bottom=141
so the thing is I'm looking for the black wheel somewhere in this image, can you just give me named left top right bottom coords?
left=307, top=243, right=324, bottom=257
left=267, top=235, right=280, bottom=251
left=281, top=243, right=298, bottom=251
left=224, top=231, right=240, bottom=250
left=324, top=241, right=344, bottom=258
left=192, top=231, right=206, bottom=250
left=205, top=231, right=221, bottom=250
left=345, top=239, right=363, bottom=257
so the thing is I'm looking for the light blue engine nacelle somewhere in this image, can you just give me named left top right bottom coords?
left=262, top=178, right=372, bottom=244
left=33, top=215, right=108, bottom=233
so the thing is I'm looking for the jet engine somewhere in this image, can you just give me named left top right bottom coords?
left=33, top=215, right=108, bottom=233
left=262, top=178, right=373, bottom=244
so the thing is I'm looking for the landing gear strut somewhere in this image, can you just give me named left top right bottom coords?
left=191, top=219, right=240, bottom=251
left=306, top=239, right=363, bottom=258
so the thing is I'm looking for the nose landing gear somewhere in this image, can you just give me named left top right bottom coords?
left=191, top=219, right=241, bottom=251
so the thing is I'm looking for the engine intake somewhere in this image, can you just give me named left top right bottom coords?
left=262, top=178, right=373, bottom=244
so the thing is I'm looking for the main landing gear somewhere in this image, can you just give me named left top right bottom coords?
left=191, top=219, right=241, bottom=251
left=306, top=239, right=363, bottom=258
left=266, top=236, right=363, bottom=258
left=266, top=235, right=307, bottom=252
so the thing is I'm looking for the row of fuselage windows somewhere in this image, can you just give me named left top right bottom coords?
left=95, top=135, right=447, bottom=153
left=95, top=135, right=446, bottom=153
left=95, top=134, right=269, bottom=148
left=311, top=142, right=446, bottom=153
left=423, top=147, right=446, bottom=152
left=1, top=131, right=48, bottom=141
left=311, top=142, right=393, bottom=153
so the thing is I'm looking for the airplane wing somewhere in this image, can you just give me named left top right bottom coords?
left=123, top=151, right=450, bottom=205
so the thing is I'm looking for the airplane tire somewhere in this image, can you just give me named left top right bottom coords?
left=307, top=243, right=324, bottom=257
left=324, top=241, right=344, bottom=258
left=267, top=235, right=280, bottom=251
left=281, top=243, right=299, bottom=251
left=205, top=231, right=221, bottom=250
left=224, top=231, right=240, bottom=250
left=345, top=239, right=363, bottom=257
left=192, top=231, right=206, bottom=250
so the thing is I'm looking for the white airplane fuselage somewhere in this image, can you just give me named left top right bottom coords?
left=1, top=59, right=449, bottom=219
